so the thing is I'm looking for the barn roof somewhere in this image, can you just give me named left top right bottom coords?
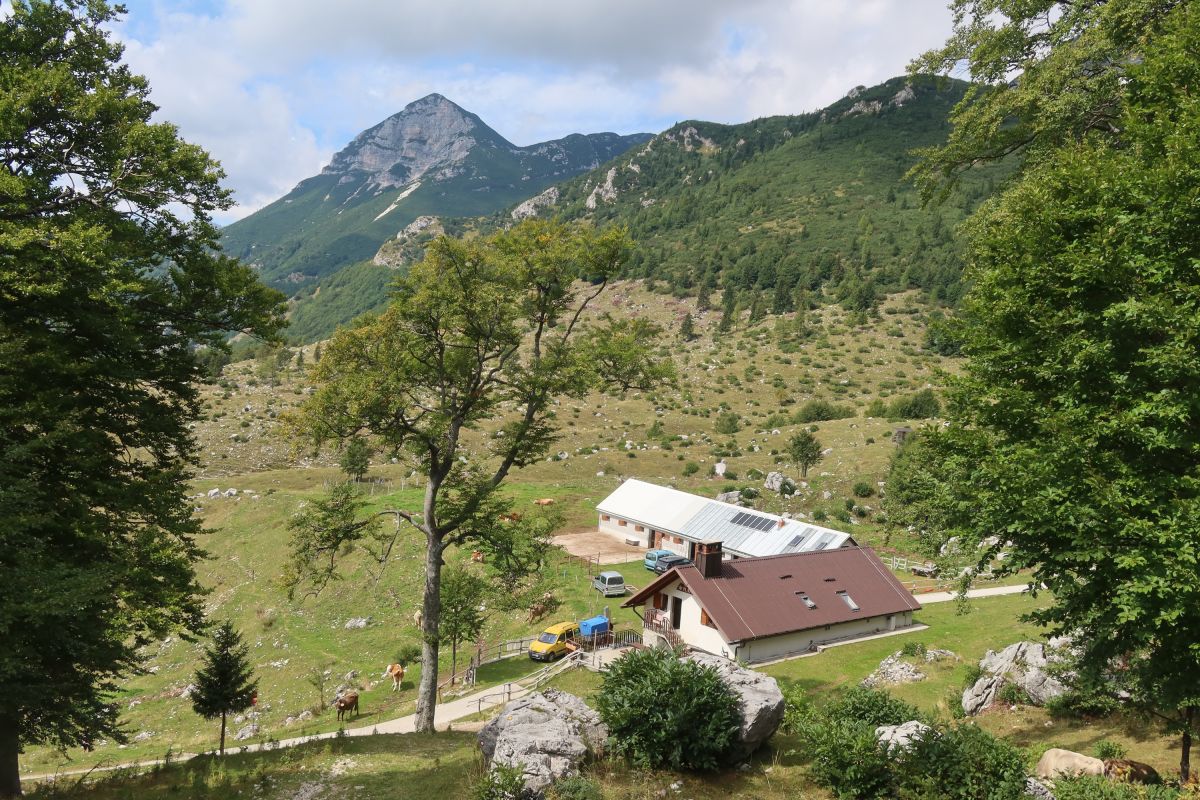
left=596, top=478, right=854, bottom=557
left=623, top=546, right=921, bottom=643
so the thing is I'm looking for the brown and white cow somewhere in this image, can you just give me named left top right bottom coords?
left=334, top=692, right=359, bottom=721
left=1104, top=759, right=1161, bottom=785
left=382, top=663, right=405, bottom=691
left=1035, top=748, right=1105, bottom=780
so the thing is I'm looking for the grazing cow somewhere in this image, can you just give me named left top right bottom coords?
left=1036, top=748, right=1105, bottom=780
left=1105, top=759, right=1161, bottom=785
left=533, top=498, right=555, bottom=506
left=382, top=663, right=405, bottom=691
left=334, top=692, right=359, bottom=721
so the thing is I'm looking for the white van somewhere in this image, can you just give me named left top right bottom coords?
left=592, top=571, right=626, bottom=597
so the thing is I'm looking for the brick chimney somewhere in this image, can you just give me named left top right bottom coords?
left=696, top=541, right=723, bottom=579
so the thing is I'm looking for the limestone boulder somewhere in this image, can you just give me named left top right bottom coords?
left=875, top=720, right=931, bottom=754
left=963, top=641, right=1068, bottom=715
left=763, top=472, right=784, bottom=492
left=684, top=651, right=785, bottom=761
left=1024, top=777, right=1055, bottom=799
left=478, top=689, right=607, bottom=797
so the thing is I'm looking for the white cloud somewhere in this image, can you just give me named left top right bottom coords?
left=111, top=0, right=956, bottom=222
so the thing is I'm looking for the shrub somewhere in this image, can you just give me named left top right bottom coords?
left=887, top=389, right=941, bottom=419
left=828, top=686, right=922, bottom=728
left=997, top=682, right=1028, bottom=706
left=472, top=764, right=526, bottom=800
left=714, top=411, right=740, bottom=434
left=551, top=776, right=602, bottom=800
left=779, top=684, right=812, bottom=735
left=798, top=714, right=895, bottom=798
left=812, top=509, right=828, bottom=522
left=395, top=643, right=421, bottom=667
left=962, top=664, right=984, bottom=688
left=740, top=487, right=760, bottom=500
left=682, top=461, right=700, bottom=477
left=893, top=723, right=1028, bottom=800
left=853, top=481, right=875, bottom=498
left=1045, top=685, right=1122, bottom=718
left=1094, top=740, right=1128, bottom=761
left=1054, top=776, right=1178, bottom=800
left=595, top=647, right=741, bottom=770
left=901, top=641, right=927, bottom=658
left=794, top=399, right=855, bottom=424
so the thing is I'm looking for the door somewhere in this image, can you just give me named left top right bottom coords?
left=670, top=596, right=682, bottom=630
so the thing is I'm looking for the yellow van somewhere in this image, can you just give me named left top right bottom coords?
left=528, top=621, right=580, bottom=662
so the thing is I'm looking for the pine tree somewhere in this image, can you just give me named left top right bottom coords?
left=680, top=313, right=696, bottom=341
left=191, top=622, right=258, bottom=756
left=339, top=437, right=371, bottom=482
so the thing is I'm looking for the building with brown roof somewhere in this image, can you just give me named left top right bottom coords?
left=622, top=542, right=921, bottom=664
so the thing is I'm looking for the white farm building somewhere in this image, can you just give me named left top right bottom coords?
left=596, top=478, right=856, bottom=560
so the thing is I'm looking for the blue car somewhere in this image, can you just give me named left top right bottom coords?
left=644, top=549, right=674, bottom=571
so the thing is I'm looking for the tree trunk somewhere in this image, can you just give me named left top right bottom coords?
left=414, top=534, right=444, bottom=733
left=451, top=640, right=458, bottom=684
left=0, top=714, right=20, bottom=798
left=219, top=711, right=226, bottom=757
left=1182, top=717, right=1193, bottom=785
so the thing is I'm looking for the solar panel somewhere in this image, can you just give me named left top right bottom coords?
left=813, top=532, right=835, bottom=550
left=730, top=511, right=774, bottom=531
left=786, top=535, right=804, bottom=549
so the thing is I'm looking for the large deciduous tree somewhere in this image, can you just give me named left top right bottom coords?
left=0, top=2, right=284, bottom=794
left=896, top=0, right=1200, bottom=781
left=289, top=219, right=671, bottom=733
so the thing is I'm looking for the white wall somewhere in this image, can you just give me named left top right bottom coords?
left=597, top=514, right=687, bottom=554
left=735, top=611, right=915, bottom=664
left=645, top=583, right=736, bottom=659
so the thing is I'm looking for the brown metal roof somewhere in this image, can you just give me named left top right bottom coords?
left=623, top=546, right=922, bottom=643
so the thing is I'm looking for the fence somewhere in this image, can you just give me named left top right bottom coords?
left=469, top=650, right=588, bottom=716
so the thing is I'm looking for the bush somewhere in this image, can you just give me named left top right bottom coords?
left=962, top=664, right=984, bottom=688
left=996, top=682, right=1028, bottom=706
left=550, top=776, right=602, bottom=800
left=901, top=641, right=927, bottom=658
left=1094, top=740, right=1128, bottom=761
left=798, top=714, right=895, bottom=798
left=828, top=686, right=922, bottom=728
left=812, top=509, right=828, bottom=522
left=714, top=411, right=740, bottom=434
left=595, top=647, right=741, bottom=770
left=1045, top=686, right=1122, bottom=718
left=853, top=481, right=875, bottom=498
left=893, top=722, right=1028, bottom=800
left=472, top=764, right=526, bottom=800
left=887, top=389, right=941, bottom=419
left=395, top=643, right=421, bottom=666
left=794, top=399, right=855, bottom=424
left=682, top=461, right=700, bottom=477
left=1054, top=776, right=1178, bottom=800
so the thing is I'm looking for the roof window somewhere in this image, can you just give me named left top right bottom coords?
left=795, top=592, right=817, bottom=609
left=836, top=590, right=860, bottom=612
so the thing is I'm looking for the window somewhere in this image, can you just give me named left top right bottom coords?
left=635, top=525, right=645, bottom=532
left=796, top=593, right=816, bottom=609
left=837, top=590, right=860, bottom=612
left=618, top=519, right=627, bottom=527
left=653, top=592, right=667, bottom=611
left=673, top=535, right=683, bottom=544
left=700, top=608, right=717, bottom=628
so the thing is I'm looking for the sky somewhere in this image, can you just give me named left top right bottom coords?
left=105, top=1, right=959, bottom=224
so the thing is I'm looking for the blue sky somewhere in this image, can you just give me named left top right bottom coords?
left=103, top=1, right=958, bottom=223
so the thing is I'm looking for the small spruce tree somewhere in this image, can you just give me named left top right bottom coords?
left=340, top=437, right=371, bottom=482
left=680, top=313, right=696, bottom=341
left=191, top=622, right=258, bottom=755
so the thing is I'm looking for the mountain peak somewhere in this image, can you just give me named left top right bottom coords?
left=322, top=93, right=499, bottom=189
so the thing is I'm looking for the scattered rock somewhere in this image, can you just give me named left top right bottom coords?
left=862, top=652, right=926, bottom=688
left=715, top=490, right=741, bottom=505
left=763, top=472, right=784, bottom=492
left=924, top=648, right=956, bottom=663
left=875, top=720, right=931, bottom=754
left=343, top=617, right=371, bottom=630
left=133, top=731, right=154, bottom=742
left=1024, top=776, right=1056, bottom=800
left=683, top=651, right=785, bottom=761
left=234, top=723, right=260, bottom=741
left=207, top=488, right=221, bottom=499
left=478, top=689, right=607, bottom=796
left=342, top=670, right=359, bottom=682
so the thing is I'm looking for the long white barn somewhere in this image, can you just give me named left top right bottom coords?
left=596, top=478, right=856, bottom=560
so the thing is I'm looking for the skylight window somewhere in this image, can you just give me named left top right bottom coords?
left=836, top=590, right=860, bottom=612
left=795, top=592, right=817, bottom=609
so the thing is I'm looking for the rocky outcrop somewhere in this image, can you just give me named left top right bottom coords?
left=862, top=652, right=926, bottom=688
left=763, top=471, right=784, bottom=492
left=875, top=720, right=931, bottom=754
left=715, top=490, right=742, bottom=505
left=963, top=641, right=1068, bottom=715
left=890, top=84, right=916, bottom=107
left=584, top=167, right=619, bottom=209
left=683, top=651, right=785, bottom=761
left=844, top=99, right=884, bottom=117
left=1024, top=777, right=1055, bottom=799
left=511, top=187, right=559, bottom=220
left=478, top=689, right=607, bottom=797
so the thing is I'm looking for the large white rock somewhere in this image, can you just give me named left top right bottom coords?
left=963, top=641, right=1068, bottom=715
left=478, top=689, right=607, bottom=797
left=763, top=472, right=785, bottom=492
left=875, top=720, right=931, bottom=754
left=684, top=651, right=785, bottom=761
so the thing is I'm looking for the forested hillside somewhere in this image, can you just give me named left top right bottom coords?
left=498, top=75, right=1008, bottom=317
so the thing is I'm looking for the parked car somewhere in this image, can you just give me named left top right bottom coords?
left=653, top=554, right=693, bottom=574
left=528, top=621, right=580, bottom=661
left=592, top=570, right=626, bottom=597
left=643, top=548, right=674, bottom=571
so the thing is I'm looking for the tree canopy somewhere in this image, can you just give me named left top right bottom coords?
left=289, top=219, right=671, bottom=732
left=0, top=2, right=284, bottom=794
left=896, top=0, right=1200, bottom=781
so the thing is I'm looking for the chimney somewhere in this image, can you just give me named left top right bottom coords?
left=777, top=517, right=786, bottom=528
left=696, top=541, right=723, bottom=579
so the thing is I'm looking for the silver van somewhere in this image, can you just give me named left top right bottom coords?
left=592, top=570, right=626, bottom=597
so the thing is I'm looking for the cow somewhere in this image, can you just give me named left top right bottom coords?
left=334, top=692, right=359, bottom=721
left=1104, top=759, right=1161, bottom=785
left=382, top=663, right=405, bottom=691
left=1035, top=748, right=1105, bottom=780
left=533, top=498, right=555, bottom=506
